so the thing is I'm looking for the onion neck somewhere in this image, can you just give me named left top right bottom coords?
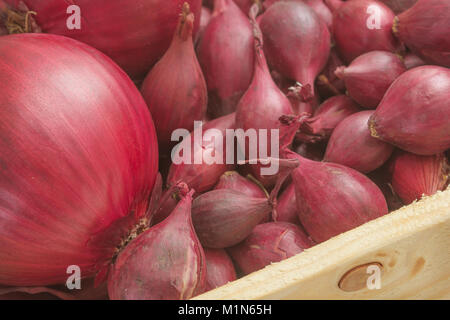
left=175, top=3, right=195, bottom=42
left=0, top=1, right=39, bottom=34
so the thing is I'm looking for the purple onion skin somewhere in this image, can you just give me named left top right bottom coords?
left=204, top=248, right=237, bottom=290
left=214, top=171, right=267, bottom=198
left=369, top=66, right=450, bottom=156
left=192, top=189, right=271, bottom=248
left=324, top=111, right=394, bottom=173
left=108, top=191, right=206, bottom=300
left=275, top=183, right=301, bottom=224
left=198, top=0, right=254, bottom=117
left=259, top=1, right=330, bottom=97
left=285, top=149, right=388, bottom=243
left=332, top=0, right=399, bottom=64
left=403, top=52, right=425, bottom=70
left=394, top=0, right=450, bottom=67
left=228, top=222, right=314, bottom=275
left=335, top=51, right=406, bottom=109
left=167, top=112, right=236, bottom=193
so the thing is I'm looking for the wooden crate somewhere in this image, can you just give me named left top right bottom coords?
left=195, top=188, right=450, bottom=300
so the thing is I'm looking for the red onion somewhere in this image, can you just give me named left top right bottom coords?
left=324, top=0, right=343, bottom=12
left=303, top=0, right=333, bottom=29
left=1, top=0, right=202, bottom=80
left=228, top=222, right=314, bottom=275
left=151, top=182, right=190, bottom=226
left=389, top=151, right=449, bottom=205
left=332, top=0, right=399, bottom=63
left=197, top=0, right=254, bottom=117
left=235, top=8, right=294, bottom=186
left=403, top=52, right=425, bottom=70
left=284, top=149, right=388, bottom=243
left=141, top=4, right=207, bottom=152
left=108, top=189, right=206, bottom=300
left=204, top=249, right=237, bottom=290
left=369, top=66, right=450, bottom=156
left=259, top=1, right=330, bottom=100
left=393, top=0, right=450, bottom=67
left=297, top=95, right=360, bottom=143
left=214, top=171, right=268, bottom=199
left=275, top=184, right=300, bottom=224
left=167, top=112, right=236, bottom=193
left=0, top=34, right=159, bottom=286
left=324, top=111, right=394, bottom=173
left=316, top=48, right=346, bottom=99
left=379, top=0, right=417, bottom=14
left=196, top=6, right=212, bottom=43
left=335, top=51, right=406, bottom=109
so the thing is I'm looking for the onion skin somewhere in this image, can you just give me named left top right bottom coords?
left=324, top=111, right=394, bottom=173
left=167, top=113, right=236, bottom=193
left=141, top=4, right=207, bottom=152
left=196, top=6, right=212, bottom=43
left=204, top=249, right=237, bottom=290
left=0, top=34, right=158, bottom=286
left=285, top=149, right=388, bottom=243
left=228, top=222, right=314, bottom=275
left=389, top=151, right=449, bottom=205
left=198, top=0, right=254, bottom=117
left=335, top=51, right=406, bottom=109
left=332, top=0, right=399, bottom=63
left=2, top=0, right=202, bottom=80
left=259, top=1, right=330, bottom=98
left=108, top=190, right=206, bottom=300
left=297, top=95, right=360, bottom=143
left=394, top=0, right=450, bottom=67
left=316, top=48, right=346, bottom=99
left=192, top=189, right=272, bottom=248
left=403, top=52, right=425, bottom=70
left=214, top=171, right=267, bottom=199
left=275, top=183, right=300, bottom=224
left=369, top=66, right=450, bottom=156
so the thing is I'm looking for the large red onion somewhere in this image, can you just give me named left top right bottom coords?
left=324, top=111, right=394, bottom=173
left=284, top=149, right=388, bottom=243
left=0, top=0, right=202, bottom=80
left=332, top=0, right=399, bottom=63
left=369, top=66, right=450, bottom=156
left=167, top=113, right=236, bottom=194
left=335, top=51, right=406, bottom=109
left=108, top=190, right=206, bottom=300
left=0, top=34, right=159, bottom=286
left=259, top=1, right=330, bottom=101
left=141, top=4, right=207, bottom=152
left=393, top=0, right=450, bottom=67
left=389, top=151, right=449, bottom=205
left=228, top=222, right=314, bottom=275
left=197, top=0, right=254, bottom=117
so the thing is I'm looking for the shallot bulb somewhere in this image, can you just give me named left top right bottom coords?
left=297, top=95, right=360, bottom=143
left=284, top=149, right=388, bottom=243
left=335, top=51, right=406, bottom=109
left=197, top=0, right=254, bottom=117
left=196, top=6, right=213, bottom=43
left=316, top=48, right=347, bottom=99
left=228, top=222, right=314, bottom=275
left=324, top=111, right=394, bottom=173
left=259, top=1, right=330, bottom=101
left=214, top=171, right=267, bottom=199
left=141, top=4, right=207, bottom=152
left=275, top=183, right=300, bottom=224
left=393, top=0, right=450, bottom=67
left=332, top=0, right=399, bottom=63
left=108, top=190, right=206, bottom=300
left=389, top=151, right=449, bottom=205
left=369, top=66, right=450, bottom=156
left=167, top=112, right=236, bottom=193
left=204, top=249, right=237, bottom=290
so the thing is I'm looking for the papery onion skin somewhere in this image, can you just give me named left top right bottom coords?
left=2, top=0, right=202, bottom=80
left=0, top=34, right=158, bottom=286
left=204, top=248, right=237, bottom=290
left=141, top=4, right=207, bottom=152
left=369, top=66, right=450, bottom=156
left=389, top=151, right=449, bottom=205
left=324, top=111, right=394, bottom=173
left=285, top=149, right=388, bottom=243
left=335, top=51, right=406, bottom=109
left=332, top=0, right=399, bottom=64
left=394, top=0, right=450, bottom=67
left=197, top=0, right=254, bottom=117
left=259, top=1, right=330, bottom=99
left=228, top=222, right=314, bottom=275
left=108, top=190, right=206, bottom=300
